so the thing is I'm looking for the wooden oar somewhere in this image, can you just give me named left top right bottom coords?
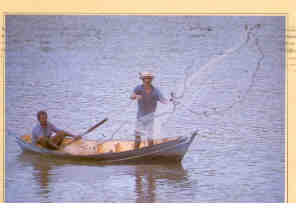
left=64, top=118, right=108, bottom=146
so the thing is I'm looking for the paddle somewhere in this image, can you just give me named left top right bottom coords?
left=64, top=118, right=108, bottom=146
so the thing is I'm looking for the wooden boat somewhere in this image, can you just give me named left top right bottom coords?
left=16, top=131, right=197, bottom=164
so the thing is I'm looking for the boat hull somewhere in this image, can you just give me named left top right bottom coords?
left=16, top=132, right=197, bottom=164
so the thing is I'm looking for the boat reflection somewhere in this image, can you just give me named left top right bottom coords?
left=16, top=152, right=94, bottom=200
left=134, top=163, right=189, bottom=203
left=17, top=152, right=190, bottom=203
left=17, top=152, right=56, bottom=200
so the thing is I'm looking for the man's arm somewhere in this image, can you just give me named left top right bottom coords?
left=156, top=89, right=168, bottom=104
left=130, top=86, right=142, bottom=100
left=130, top=92, right=142, bottom=100
left=160, top=98, right=169, bottom=104
left=50, top=122, right=78, bottom=138
left=63, top=131, right=76, bottom=138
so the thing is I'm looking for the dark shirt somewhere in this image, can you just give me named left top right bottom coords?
left=133, top=85, right=165, bottom=119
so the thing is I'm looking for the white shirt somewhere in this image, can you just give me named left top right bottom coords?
left=32, top=122, right=60, bottom=145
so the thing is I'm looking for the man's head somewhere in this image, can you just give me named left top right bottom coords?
left=139, top=72, right=154, bottom=85
left=37, top=110, right=48, bottom=127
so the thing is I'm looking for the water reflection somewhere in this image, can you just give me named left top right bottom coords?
left=17, top=152, right=190, bottom=203
left=134, top=164, right=188, bottom=203
left=33, top=161, right=51, bottom=199
left=17, top=153, right=56, bottom=200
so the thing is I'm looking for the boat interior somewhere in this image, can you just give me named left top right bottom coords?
left=20, top=134, right=179, bottom=155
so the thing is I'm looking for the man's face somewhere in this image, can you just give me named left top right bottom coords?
left=39, top=113, right=48, bottom=127
left=143, top=77, right=152, bottom=85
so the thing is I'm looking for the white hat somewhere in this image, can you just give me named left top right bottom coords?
left=139, top=72, right=154, bottom=79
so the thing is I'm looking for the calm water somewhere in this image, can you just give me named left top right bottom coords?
left=5, top=15, right=285, bottom=202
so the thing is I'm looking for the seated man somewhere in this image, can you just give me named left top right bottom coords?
left=32, top=110, right=81, bottom=150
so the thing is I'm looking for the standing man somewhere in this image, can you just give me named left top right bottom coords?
left=130, top=72, right=168, bottom=148
left=32, top=110, right=81, bottom=150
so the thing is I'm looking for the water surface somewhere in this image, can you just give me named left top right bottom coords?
left=5, top=15, right=285, bottom=202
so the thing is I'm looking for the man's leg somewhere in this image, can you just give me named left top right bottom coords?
left=135, top=131, right=141, bottom=149
left=37, top=137, right=50, bottom=148
left=50, top=131, right=66, bottom=148
left=37, top=136, right=58, bottom=150
left=147, top=138, right=154, bottom=146
left=135, top=119, right=143, bottom=149
left=147, top=119, right=154, bottom=146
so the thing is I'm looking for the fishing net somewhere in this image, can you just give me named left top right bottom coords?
left=102, top=24, right=265, bottom=142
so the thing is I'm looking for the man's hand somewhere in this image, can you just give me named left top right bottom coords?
left=160, top=99, right=169, bottom=104
left=135, top=94, right=142, bottom=100
left=130, top=93, right=142, bottom=100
